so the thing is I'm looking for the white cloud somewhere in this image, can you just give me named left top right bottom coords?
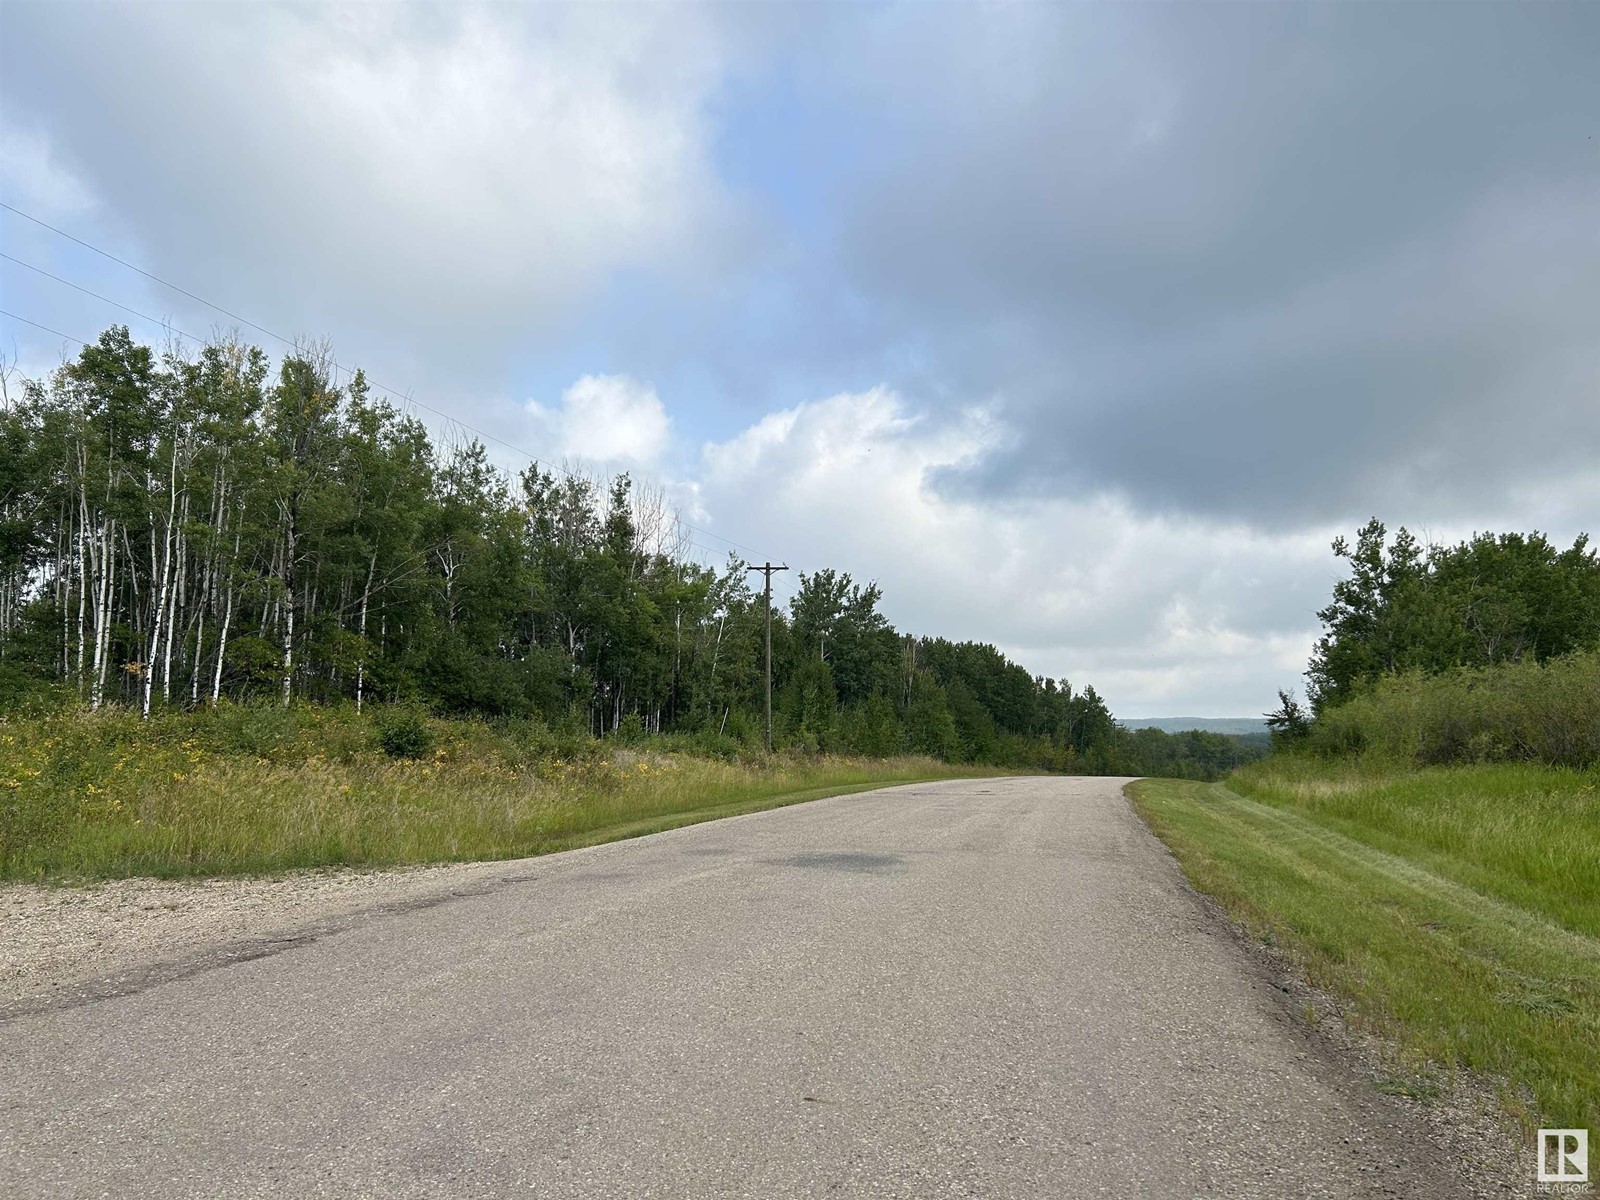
left=0, top=3, right=733, bottom=368
left=527, top=374, right=671, bottom=467
left=0, top=123, right=95, bottom=220
left=695, top=387, right=1331, bottom=716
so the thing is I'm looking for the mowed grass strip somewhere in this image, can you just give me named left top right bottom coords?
left=1128, top=764, right=1600, bottom=1129
left=1, top=709, right=1003, bottom=881
left=1233, top=756, right=1600, bottom=936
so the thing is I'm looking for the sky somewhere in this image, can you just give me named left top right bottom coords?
left=2, top=1, right=1596, bottom=718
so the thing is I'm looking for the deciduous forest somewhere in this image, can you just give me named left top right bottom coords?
left=1, top=325, right=1252, bottom=777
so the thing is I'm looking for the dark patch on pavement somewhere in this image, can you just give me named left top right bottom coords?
left=767, top=851, right=904, bottom=874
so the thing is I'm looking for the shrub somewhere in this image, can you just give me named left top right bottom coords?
left=200, top=702, right=303, bottom=759
left=374, top=707, right=434, bottom=759
left=1306, top=650, right=1600, bottom=768
left=653, top=728, right=747, bottom=762
left=0, top=665, right=74, bottom=717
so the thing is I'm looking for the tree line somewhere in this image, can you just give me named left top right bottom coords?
left=1269, top=517, right=1600, bottom=761
left=1304, top=518, right=1600, bottom=711
left=1, top=325, right=1217, bottom=773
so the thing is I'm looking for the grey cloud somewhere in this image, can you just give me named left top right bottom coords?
left=826, top=3, right=1600, bottom=525
left=0, top=2, right=739, bottom=384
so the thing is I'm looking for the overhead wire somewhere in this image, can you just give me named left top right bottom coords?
left=0, top=199, right=774, bottom=564
left=0, top=308, right=87, bottom=347
left=2, top=251, right=210, bottom=346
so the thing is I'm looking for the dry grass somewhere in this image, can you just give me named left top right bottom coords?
left=1, top=706, right=1003, bottom=881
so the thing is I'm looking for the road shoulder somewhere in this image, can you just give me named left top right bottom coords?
left=1123, top=778, right=1533, bottom=1199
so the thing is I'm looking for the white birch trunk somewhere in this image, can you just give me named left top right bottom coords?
left=212, top=528, right=240, bottom=707
left=142, top=448, right=179, bottom=719
left=75, top=478, right=90, bottom=694
left=355, top=551, right=377, bottom=713
left=165, top=484, right=189, bottom=704
left=280, top=514, right=296, bottom=708
left=91, top=519, right=114, bottom=709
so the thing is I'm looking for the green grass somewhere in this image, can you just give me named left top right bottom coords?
left=1, top=706, right=1005, bottom=881
left=1129, top=758, right=1600, bottom=1129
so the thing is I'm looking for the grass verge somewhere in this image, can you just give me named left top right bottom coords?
left=1128, top=758, right=1599, bottom=1130
left=1, top=706, right=1005, bottom=882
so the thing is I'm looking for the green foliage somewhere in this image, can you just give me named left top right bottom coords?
left=1302, top=650, right=1600, bottom=768
left=206, top=702, right=308, bottom=759
left=1282, top=521, right=1600, bottom=772
left=1310, top=519, right=1600, bottom=710
left=373, top=707, right=435, bottom=759
left=837, top=693, right=900, bottom=758
left=1115, top=726, right=1271, bottom=780
left=1264, top=689, right=1311, bottom=747
left=0, top=664, right=73, bottom=717
left=788, top=569, right=899, bottom=707
left=919, top=638, right=1038, bottom=734
left=902, top=672, right=960, bottom=760
left=780, top=657, right=838, bottom=748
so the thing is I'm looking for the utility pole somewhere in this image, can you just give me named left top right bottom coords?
left=747, top=562, right=788, bottom=753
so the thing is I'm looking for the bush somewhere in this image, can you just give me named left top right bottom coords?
left=0, top=664, right=74, bottom=717
left=200, top=702, right=304, bottom=759
left=373, top=707, right=434, bottom=759
left=654, top=727, right=747, bottom=762
left=221, top=635, right=283, bottom=697
left=1307, top=650, right=1600, bottom=768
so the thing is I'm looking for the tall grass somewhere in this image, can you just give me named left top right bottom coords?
left=0, top=704, right=996, bottom=881
left=1306, top=649, right=1600, bottom=767
left=1232, top=756, right=1600, bottom=937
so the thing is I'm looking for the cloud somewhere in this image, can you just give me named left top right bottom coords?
left=695, top=386, right=1332, bottom=716
left=815, top=3, right=1600, bottom=526
left=0, top=2, right=735, bottom=375
left=527, top=374, right=670, bottom=467
left=0, top=123, right=95, bottom=221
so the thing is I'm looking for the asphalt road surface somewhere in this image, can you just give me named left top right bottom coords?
left=2, top=776, right=1472, bottom=1199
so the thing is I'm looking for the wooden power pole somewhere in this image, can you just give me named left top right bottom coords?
left=747, top=562, right=788, bottom=752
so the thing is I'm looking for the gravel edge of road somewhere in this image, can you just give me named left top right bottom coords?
left=1, top=857, right=533, bottom=1019
left=1120, top=781, right=1536, bottom=1200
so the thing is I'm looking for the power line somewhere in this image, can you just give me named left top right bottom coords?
left=2, top=201, right=280, bottom=346
left=0, top=199, right=774, bottom=562
left=0, top=308, right=86, bottom=347
left=2, top=252, right=208, bottom=345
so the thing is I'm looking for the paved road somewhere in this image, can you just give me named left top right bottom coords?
left=2, top=777, right=1469, bottom=1198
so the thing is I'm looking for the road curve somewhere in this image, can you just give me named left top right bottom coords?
left=1, top=776, right=1469, bottom=1199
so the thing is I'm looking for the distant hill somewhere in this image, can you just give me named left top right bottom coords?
left=1121, top=717, right=1270, bottom=736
